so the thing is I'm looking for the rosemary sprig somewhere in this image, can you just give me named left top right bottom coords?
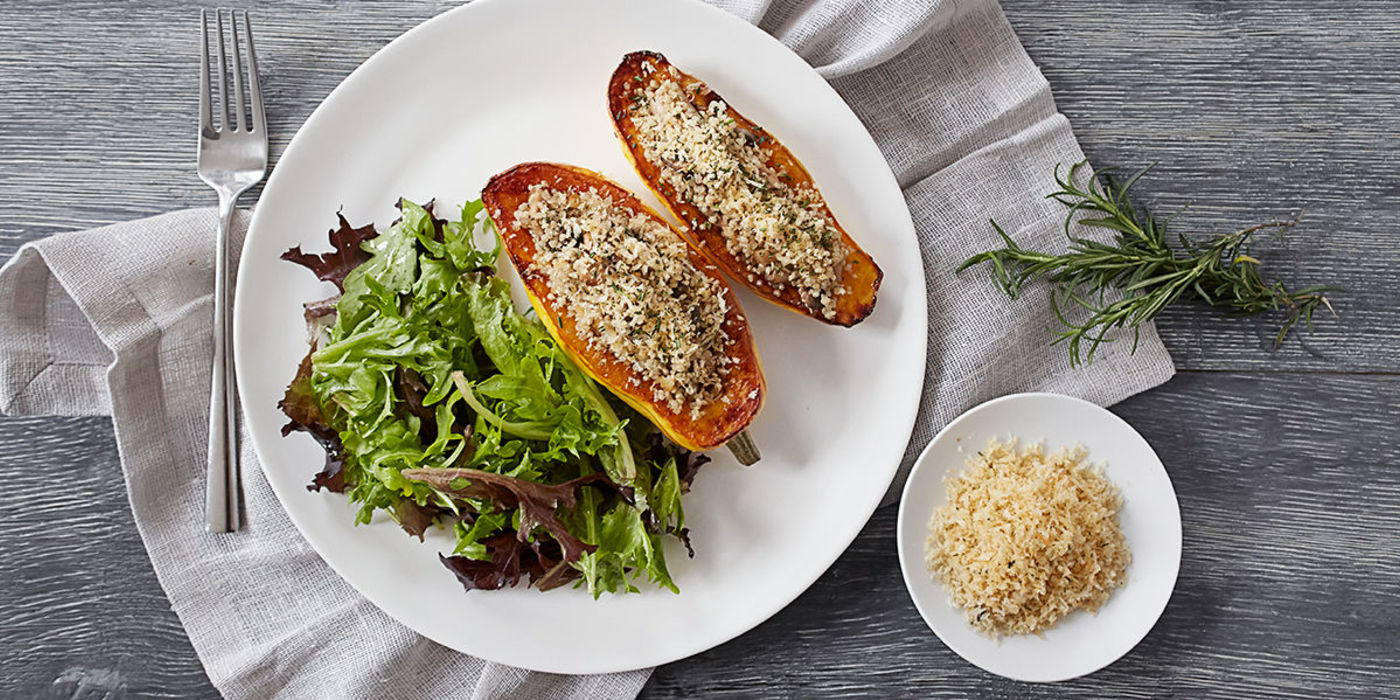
left=958, top=161, right=1335, bottom=366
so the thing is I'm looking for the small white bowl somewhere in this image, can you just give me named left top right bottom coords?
left=896, top=392, right=1182, bottom=682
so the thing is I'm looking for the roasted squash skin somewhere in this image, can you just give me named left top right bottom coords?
left=608, top=51, right=883, bottom=327
left=482, top=162, right=765, bottom=451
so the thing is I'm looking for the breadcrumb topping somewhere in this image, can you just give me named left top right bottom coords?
left=513, top=184, right=731, bottom=417
left=628, top=65, right=849, bottom=319
left=926, top=439, right=1131, bottom=638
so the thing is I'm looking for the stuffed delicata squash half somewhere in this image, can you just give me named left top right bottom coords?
left=482, top=162, right=765, bottom=464
left=609, top=51, right=882, bottom=327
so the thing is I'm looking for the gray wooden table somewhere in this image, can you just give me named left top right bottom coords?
left=3, top=1, right=1397, bottom=698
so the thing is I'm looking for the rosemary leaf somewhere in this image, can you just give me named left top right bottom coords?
left=959, top=161, right=1336, bottom=367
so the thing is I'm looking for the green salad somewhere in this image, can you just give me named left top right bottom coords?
left=279, top=199, right=705, bottom=596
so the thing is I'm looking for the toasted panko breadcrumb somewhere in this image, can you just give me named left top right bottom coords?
left=926, top=439, right=1130, bottom=638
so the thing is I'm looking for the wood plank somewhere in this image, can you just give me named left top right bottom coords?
left=0, top=417, right=216, bottom=699
left=642, top=370, right=1400, bottom=697
left=0, top=0, right=457, bottom=254
left=1005, top=1, right=1400, bottom=372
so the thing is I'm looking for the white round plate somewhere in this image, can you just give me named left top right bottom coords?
left=896, top=393, right=1181, bottom=683
left=236, top=0, right=926, bottom=675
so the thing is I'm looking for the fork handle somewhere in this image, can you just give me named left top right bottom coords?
left=205, top=195, right=241, bottom=532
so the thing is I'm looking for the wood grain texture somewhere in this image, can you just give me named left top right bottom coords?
left=1008, top=2, right=1400, bottom=373
left=0, top=0, right=1396, bottom=698
left=0, top=417, right=213, bottom=699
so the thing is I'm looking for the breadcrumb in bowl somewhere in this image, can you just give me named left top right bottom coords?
left=925, top=439, right=1131, bottom=639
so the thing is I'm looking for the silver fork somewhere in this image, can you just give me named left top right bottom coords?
left=198, top=8, right=267, bottom=532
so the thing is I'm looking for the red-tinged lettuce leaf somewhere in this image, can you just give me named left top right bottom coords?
left=393, top=367, right=475, bottom=464
left=639, top=508, right=695, bottom=558
left=644, top=431, right=709, bottom=493
left=439, top=534, right=579, bottom=592
left=282, top=213, right=378, bottom=291
left=302, top=296, right=339, bottom=341
left=395, top=366, right=437, bottom=433
left=303, top=297, right=339, bottom=320
left=675, top=527, right=695, bottom=558
left=391, top=496, right=439, bottom=541
left=533, top=558, right=579, bottom=591
left=308, top=461, right=345, bottom=493
left=440, top=536, right=521, bottom=591
left=421, top=199, right=447, bottom=241
left=678, top=452, right=710, bottom=493
left=403, top=468, right=613, bottom=563
left=278, top=352, right=346, bottom=493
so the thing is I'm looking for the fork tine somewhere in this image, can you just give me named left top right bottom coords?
left=242, top=11, right=265, bottom=134
left=229, top=9, right=247, bottom=132
left=215, top=9, right=229, bottom=130
left=199, top=10, right=212, bottom=133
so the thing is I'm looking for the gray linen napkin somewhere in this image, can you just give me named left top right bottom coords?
left=0, top=0, right=1174, bottom=698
